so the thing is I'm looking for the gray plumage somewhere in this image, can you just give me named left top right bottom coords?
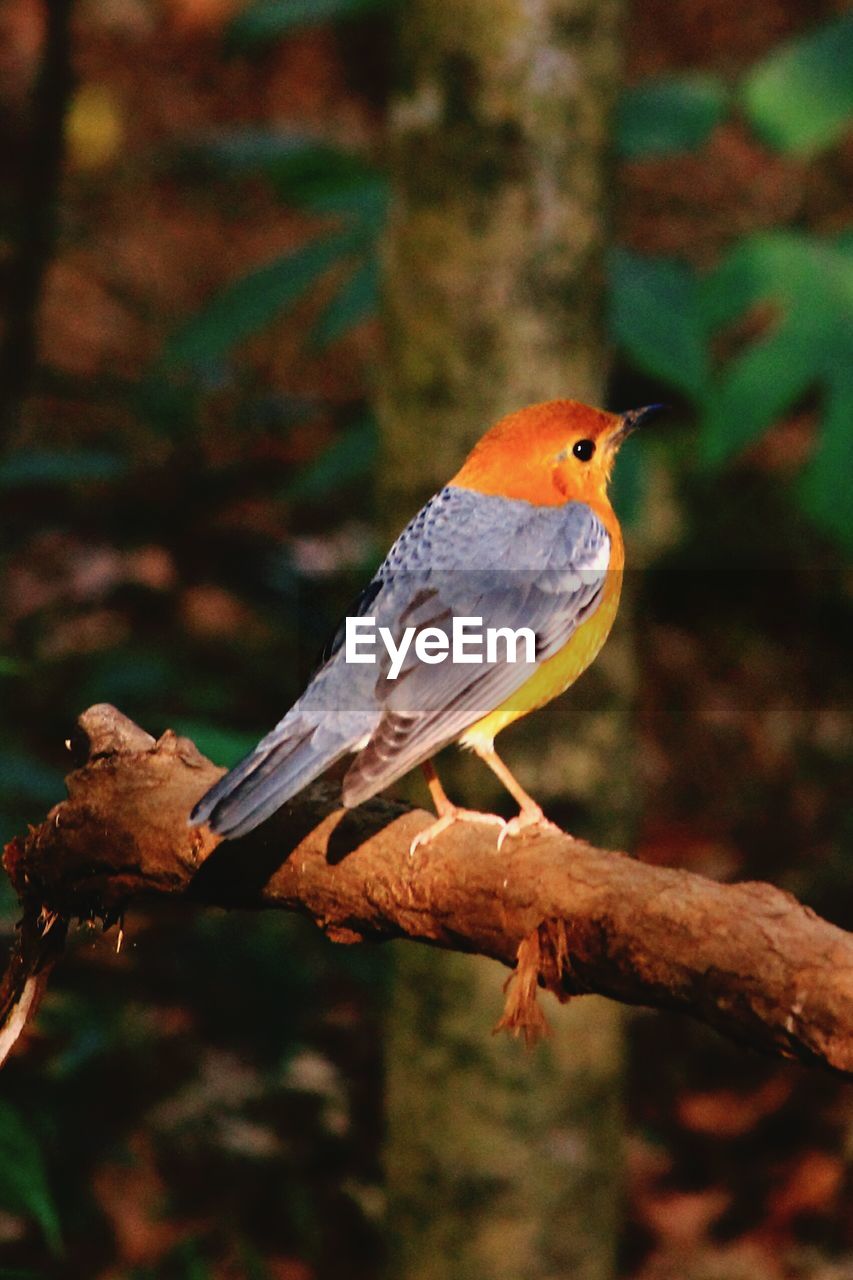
left=190, top=486, right=610, bottom=838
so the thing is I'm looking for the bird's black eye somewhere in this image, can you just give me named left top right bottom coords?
left=572, top=439, right=595, bottom=462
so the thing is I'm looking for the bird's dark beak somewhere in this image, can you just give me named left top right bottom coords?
left=611, top=403, right=666, bottom=446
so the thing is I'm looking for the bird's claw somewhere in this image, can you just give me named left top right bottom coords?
left=409, top=805, right=560, bottom=856
left=496, top=808, right=561, bottom=851
left=409, top=808, right=506, bottom=856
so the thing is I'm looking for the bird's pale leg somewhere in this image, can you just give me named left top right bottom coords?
left=410, top=760, right=506, bottom=855
left=474, top=747, right=561, bottom=849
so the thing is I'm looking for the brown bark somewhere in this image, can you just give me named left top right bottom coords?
left=2, top=702, right=852, bottom=1076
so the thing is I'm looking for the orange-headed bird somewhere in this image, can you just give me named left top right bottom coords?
left=191, top=400, right=657, bottom=849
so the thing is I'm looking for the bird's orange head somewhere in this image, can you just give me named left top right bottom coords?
left=452, top=399, right=659, bottom=512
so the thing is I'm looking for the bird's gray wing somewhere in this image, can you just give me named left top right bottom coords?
left=190, top=485, right=610, bottom=836
left=341, top=485, right=610, bottom=805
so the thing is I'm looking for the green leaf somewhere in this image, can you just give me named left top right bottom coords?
left=0, top=1102, right=62, bottom=1255
left=699, top=232, right=847, bottom=333
left=161, top=232, right=360, bottom=370
left=189, top=130, right=323, bottom=170
left=609, top=249, right=708, bottom=397
left=741, top=14, right=853, bottom=154
left=617, top=232, right=853, bottom=552
left=699, top=318, right=822, bottom=466
left=0, top=657, right=21, bottom=677
left=311, top=256, right=379, bottom=348
left=617, top=75, right=730, bottom=158
left=188, top=133, right=387, bottom=220
left=305, top=172, right=388, bottom=224
left=799, top=355, right=853, bottom=549
left=698, top=233, right=853, bottom=467
left=133, top=369, right=199, bottom=439
left=0, top=449, right=127, bottom=490
left=283, top=415, right=377, bottom=502
left=229, top=0, right=391, bottom=48
left=697, top=238, right=779, bottom=334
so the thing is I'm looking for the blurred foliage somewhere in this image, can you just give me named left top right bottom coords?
left=228, top=0, right=393, bottom=49
left=615, top=12, right=853, bottom=159
left=161, top=232, right=366, bottom=372
left=616, top=75, right=730, bottom=158
left=0, top=902, right=387, bottom=1274
left=0, top=450, right=129, bottom=490
left=701, top=234, right=851, bottom=498
left=185, top=133, right=388, bottom=217
left=609, top=250, right=707, bottom=398
left=152, top=11, right=853, bottom=551
left=614, top=232, right=853, bottom=546
left=0, top=0, right=850, bottom=1275
left=617, top=15, right=853, bottom=548
left=162, top=132, right=384, bottom=376
left=282, top=415, right=377, bottom=502
left=741, top=12, right=853, bottom=154
left=0, top=1102, right=62, bottom=1255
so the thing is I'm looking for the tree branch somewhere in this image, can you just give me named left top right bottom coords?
left=3, top=704, right=852, bottom=1074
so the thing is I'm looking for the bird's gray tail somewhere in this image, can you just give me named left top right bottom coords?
left=189, top=707, right=370, bottom=840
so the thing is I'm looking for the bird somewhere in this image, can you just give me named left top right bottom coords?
left=190, top=399, right=658, bottom=851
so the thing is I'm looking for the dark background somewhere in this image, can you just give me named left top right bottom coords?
left=0, top=0, right=851, bottom=1276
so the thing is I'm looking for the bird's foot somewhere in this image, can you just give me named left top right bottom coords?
left=496, top=805, right=561, bottom=851
left=409, top=807, right=506, bottom=856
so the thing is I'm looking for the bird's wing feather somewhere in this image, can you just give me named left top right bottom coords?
left=191, top=485, right=610, bottom=834
left=342, top=486, right=610, bottom=804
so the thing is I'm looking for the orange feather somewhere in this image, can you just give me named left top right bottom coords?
left=451, top=400, right=630, bottom=751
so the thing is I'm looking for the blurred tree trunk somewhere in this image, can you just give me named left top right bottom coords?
left=379, top=0, right=622, bottom=510
left=377, top=1, right=629, bottom=1278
